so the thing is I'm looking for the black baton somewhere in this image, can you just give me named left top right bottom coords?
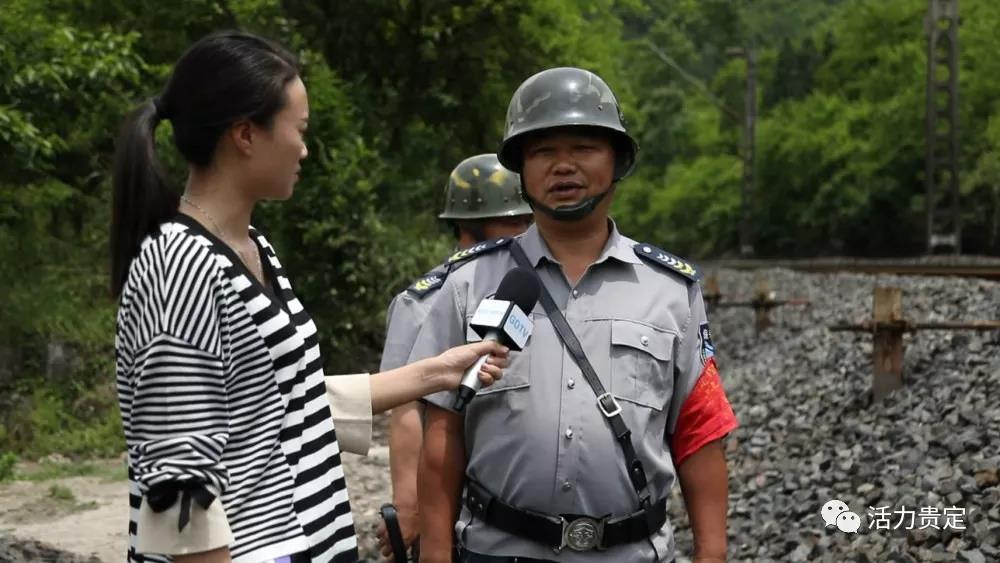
left=379, top=503, right=410, bottom=562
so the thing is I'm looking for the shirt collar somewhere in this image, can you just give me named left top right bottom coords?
left=516, top=218, right=642, bottom=268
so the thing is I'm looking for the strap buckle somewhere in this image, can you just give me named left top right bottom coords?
left=556, top=516, right=607, bottom=552
left=596, top=392, right=621, bottom=418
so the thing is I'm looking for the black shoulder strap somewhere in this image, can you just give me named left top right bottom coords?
left=509, top=240, right=651, bottom=509
left=444, top=237, right=513, bottom=267
left=405, top=267, right=447, bottom=298
left=633, top=242, right=701, bottom=282
left=405, top=237, right=514, bottom=298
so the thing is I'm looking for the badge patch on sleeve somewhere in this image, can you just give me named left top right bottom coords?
left=698, top=322, right=715, bottom=365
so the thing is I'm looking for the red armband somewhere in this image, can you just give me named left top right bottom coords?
left=670, top=358, right=738, bottom=467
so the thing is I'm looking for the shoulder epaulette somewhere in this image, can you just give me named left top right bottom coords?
left=405, top=237, right=514, bottom=298
left=405, top=267, right=447, bottom=298
left=634, top=243, right=701, bottom=282
left=444, top=237, right=514, bottom=267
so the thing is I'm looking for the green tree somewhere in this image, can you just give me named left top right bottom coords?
left=0, top=0, right=150, bottom=455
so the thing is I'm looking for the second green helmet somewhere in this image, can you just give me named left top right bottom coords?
left=497, top=67, right=638, bottom=180
left=438, top=154, right=531, bottom=220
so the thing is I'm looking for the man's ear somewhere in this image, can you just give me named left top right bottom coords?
left=229, top=120, right=255, bottom=158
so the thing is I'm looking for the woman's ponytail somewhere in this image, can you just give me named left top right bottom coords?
left=110, top=98, right=177, bottom=297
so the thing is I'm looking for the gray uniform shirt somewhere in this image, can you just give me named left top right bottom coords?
left=408, top=222, right=711, bottom=562
left=380, top=290, right=434, bottom=372
left=380, top=260, right=454, bottom=371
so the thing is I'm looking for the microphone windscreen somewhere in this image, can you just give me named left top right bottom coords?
left=493, top=267, right=541, bottom=315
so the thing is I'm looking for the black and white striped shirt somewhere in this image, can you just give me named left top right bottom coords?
left=116, top=215, right=357, bottom=563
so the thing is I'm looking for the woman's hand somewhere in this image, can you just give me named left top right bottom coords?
left=431, top=341, right=509, bottom=391
left=365, top=341, right=510, bottom=415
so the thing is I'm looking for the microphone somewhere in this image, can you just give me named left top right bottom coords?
left=453, top=267, right=540, bottom=412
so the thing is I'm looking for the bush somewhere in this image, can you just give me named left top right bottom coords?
left=0, top=381, right=123, bottom=459
left=0, top=452, right=17, bottom=481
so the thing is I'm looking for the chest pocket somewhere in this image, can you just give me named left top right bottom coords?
left=609, top=319, right=675, bottom=411
left=465, top=319, right=531, bottom=395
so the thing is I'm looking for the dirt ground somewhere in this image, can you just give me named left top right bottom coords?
left=0, top=471, right=125, bottom=562
left=0, top=417, right=394, bottom=562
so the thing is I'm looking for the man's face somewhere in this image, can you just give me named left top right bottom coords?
left=520, top=128, right=615, bottom=209
left=481, top=215, right=533, bottom=240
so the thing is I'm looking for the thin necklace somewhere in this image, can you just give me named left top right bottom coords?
left=180, top=195, right=264, bottom=282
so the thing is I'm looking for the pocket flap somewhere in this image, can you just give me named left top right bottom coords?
left=610, top=319, right=673, bottom=362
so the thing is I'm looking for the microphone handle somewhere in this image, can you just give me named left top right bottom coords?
left=453, top=332, right=500, bottom=412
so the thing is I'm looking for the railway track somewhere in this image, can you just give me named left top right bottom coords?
left=704, top=256, right=1000, bottom=280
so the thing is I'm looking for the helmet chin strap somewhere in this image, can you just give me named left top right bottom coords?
left=521, top=176, right=617, bottom=225
left=521, top=183, right=615, bottom=222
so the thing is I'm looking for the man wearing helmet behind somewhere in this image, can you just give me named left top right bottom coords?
left=376, top=154, right=532, bottom=561
left=409, top=68, right=738, bottom=563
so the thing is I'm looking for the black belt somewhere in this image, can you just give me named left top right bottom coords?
left=465, top=479, right=667, bottom=553
left=460, top=552, right=555, bottom=563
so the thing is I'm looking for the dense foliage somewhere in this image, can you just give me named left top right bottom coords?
left=1, top=0, right=997, bottom=456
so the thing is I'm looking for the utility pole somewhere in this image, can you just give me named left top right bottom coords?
left=728, top=45, right=757, bottom=257
left=646, top=39, right=755, bottom=257
left=925, top=0, right=961, bottom=254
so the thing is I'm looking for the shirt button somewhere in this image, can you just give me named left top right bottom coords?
left=567, top=379, right=575, bottom=389
left=640, top=335, right=650, bottom=347
left=565, top=427, right=573, bottom=439
left=562, top=481, right=572, bottom=491
left=572, top=289, right=579, bottom=298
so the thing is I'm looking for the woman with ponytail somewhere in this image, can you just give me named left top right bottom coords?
left=111, top=31, right=507, bottom=563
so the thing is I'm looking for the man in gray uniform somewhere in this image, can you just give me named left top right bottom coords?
left=377, top=154, right=531, bottom=560
left=410, top=68, right=738, bottom=563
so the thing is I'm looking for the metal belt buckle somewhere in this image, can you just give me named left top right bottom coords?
left=596, top=392, right=621, bottom=418
left=559, top=516, right=605, bottom=552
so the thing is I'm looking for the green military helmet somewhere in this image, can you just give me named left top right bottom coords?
left=497, top=67, right=638, bottom=181
left=438, top=154, right=531, bottom=220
